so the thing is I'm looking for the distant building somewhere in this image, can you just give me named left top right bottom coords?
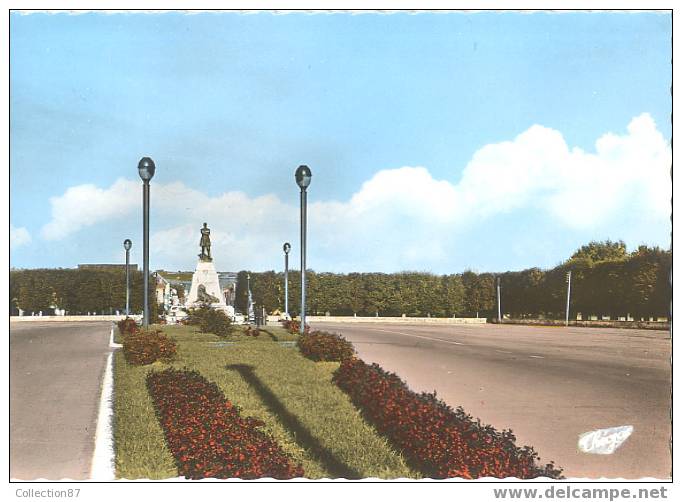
left=78, top=263, right=139, bottom=271
left=218, top=272, right=238, bottom=306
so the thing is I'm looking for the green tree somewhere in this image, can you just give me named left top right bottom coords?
left=569, top=240, right=628, bottom=264
left=342, top=273, right=365, bottom=315
left=442, top=274, right=465, bottom=317
left=234, top=271, right=250, bottom=314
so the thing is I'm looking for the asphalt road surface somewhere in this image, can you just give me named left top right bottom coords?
left=10, top=321, right=111, bottom=480
left=310, top=321, right=671, bottom=479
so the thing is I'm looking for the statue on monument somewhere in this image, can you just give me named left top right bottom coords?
left=199, top=222, right=212, bottom=261
left=186, top=222, right=232, bottom=317
left=197, top=284, right=219, bottom=304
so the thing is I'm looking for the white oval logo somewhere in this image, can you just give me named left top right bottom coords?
left=578, top=425, right=634, bottom=455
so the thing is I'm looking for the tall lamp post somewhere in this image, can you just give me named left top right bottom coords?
left=565, top=271, right=572, bottom=327
left=123, top=239, right=132, bottom=316
left=496, top=276, right=502, bottom=323
left=295, top=165, right=312, bottom=335
left=283, top=242, right=291, bottom=318
left=138, top=157, right=156, bottom=328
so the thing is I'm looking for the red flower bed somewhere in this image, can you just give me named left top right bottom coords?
left=244, top=326, right=261, bottom=337
left=280, top=319, right=310, bottom=335
left=117, top=317, right=139, bottom=335
left=147, top=368, right=304, bottom=479
left=122, top=330, right=177, bottom=366
left=297, top=331, right=355, bottom=362
left=333, top=358, right=563, bottom=479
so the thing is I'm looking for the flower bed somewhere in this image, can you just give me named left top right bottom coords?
left=297, top=331, right=355, bottom=362
left=122, top=330, right=177, bottom=366
left=146, top=368, right=304, bottom=479
left=244, top=326, right=261, bottom=337
left=117, top=317, right=139, bottom=335
left=280, top=319, right=310, bottom=335
left=332, top=358, right=563, bottom=479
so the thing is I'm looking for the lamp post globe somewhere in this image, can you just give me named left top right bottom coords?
left=123, top=239, right=132, bottom=251
left=295, top=165, right=312, bottom=190
left=138, top=157, right=156, bottom=182
left=283, top=242, right=291, bottom=254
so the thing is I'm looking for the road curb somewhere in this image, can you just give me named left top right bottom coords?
left=90, top=327, right=118, bottom=480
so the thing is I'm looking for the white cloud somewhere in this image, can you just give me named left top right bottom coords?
left=40, top=178, right=138, bottom=240
left=10, top=224, right=31, bottom=249
left=308, top=113, right=670, bottom=269
left=452, top=113, right=670, bottom=227
left=39, top=114, right=670, bottom=271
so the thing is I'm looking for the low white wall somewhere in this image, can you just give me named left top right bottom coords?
left=306, top=316, right=487, bottom=325
left=10, top=315, right=142, bottom=322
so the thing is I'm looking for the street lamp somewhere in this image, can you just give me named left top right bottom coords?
left=295, top=165, right=312, bottom=335
left=496, top=276, right=501, bottom=324
left=565, top=271, right=572, bottom=327
left=138, top=157, right=156, bottom=328
left=123, top=239, right=132, bottom=317
left=283, top=242, right=291, bottom=318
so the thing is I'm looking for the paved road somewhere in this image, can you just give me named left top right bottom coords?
left=311, top=321, right=672, bottom=479
left=10, top=321, right=111, bottom=480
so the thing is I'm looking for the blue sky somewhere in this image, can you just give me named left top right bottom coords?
left=9, top=11, right=672, bottom=274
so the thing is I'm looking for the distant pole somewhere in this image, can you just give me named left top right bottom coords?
left=247, top=273, right=251, bottom=321
left=138, top=157, right=156, bottom=328
left=565, top=271, right=572, bottom=327
left=497, top=276, right=501, bottom=323
left=283, top=243, right=291, bottom=317
left=123, top=239, right=132, bottom=316
left=295, top=165, right=312, bottom=335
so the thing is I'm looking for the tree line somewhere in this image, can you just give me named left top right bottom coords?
left=10, top=241, right=670, bottom=320
left=9, top=268, right=158, bottom=317
left=235, top=242, right=670, bottom=320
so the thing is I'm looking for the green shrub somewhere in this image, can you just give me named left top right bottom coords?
left=122, top=329, right=177, bottom=366
left=186, top=306, right=210, bottom=326
left=188, top=306, right=234, bottom=338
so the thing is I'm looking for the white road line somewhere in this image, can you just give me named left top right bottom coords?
left=109, top=325, right=122, bottom=348
left=496, top=350, right=513, bottom=354
left=91, top=326, right=118, bottom=480
left=364, top=327, right=466, bottom=346
left=529, top=355, right=545, bottom=359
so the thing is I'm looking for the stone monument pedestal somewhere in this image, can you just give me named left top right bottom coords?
left=186, top=259, right=228, bottom=311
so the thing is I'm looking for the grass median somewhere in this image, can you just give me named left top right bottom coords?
left=113, top=323, right=416, bottom=479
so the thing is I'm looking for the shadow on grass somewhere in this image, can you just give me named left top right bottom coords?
left=259, top=328, right=279, bottom=341
left=225, top=363, right=362, bottom=479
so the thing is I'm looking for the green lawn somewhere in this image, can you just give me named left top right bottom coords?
left=113, top=323, right=417, bottom=479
